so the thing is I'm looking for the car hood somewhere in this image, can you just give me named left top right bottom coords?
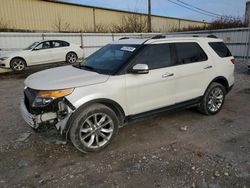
left=0, top=50, right=29, bottom=57
left=25, top=65, right=110, bottom=90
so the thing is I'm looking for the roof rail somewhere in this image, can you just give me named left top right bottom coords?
left=119, top=37, right=130, bottom=40
left=192, top=34, right=218, bottom=38
left=207, top=34, right=218, bottom=38
left=151, top=35, right=166, bottom=39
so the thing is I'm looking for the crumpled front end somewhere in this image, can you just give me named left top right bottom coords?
left=20, top=87, right=75, bottom=138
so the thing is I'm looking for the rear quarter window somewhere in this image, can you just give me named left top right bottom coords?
left=174, top=42, right=208, bottom=64
left=209, top=42, right=232, bottom=57
left=61, top=41, right=70, bottom=47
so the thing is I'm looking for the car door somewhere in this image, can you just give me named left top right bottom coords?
left=172, top=41, right=215, bottom=103
left=28, top=41, right=54, bottom=65
left=51, top=41, right=70, bottom=62
left=125, top=43, right=176, bottom=115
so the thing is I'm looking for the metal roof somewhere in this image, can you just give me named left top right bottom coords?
left=45, top=0, right=208, bottom=24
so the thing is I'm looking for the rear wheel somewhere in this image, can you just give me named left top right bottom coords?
left=198, top=82, right=226, bottom=115
left=10, top=58, right=26, bottom=71
left=69, top=104, right=119, bottom=153
left=66, top=52, right=77, bottom=64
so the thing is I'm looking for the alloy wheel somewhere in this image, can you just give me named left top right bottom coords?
left=12, top=60, right=25, bottom=71
left=79, top=113, right=114, bottom=149
left=207, top=87, right=224, bottom=112
left=67, top=53, right=77, bottom=63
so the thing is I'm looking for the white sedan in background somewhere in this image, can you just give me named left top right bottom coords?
left=0, top=40, right=84, bottom=71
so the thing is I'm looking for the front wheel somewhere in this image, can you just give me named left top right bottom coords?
left=69, top=104, right=119, bottom=153
left=10, top=58, right=26, bottom=71
left=198, top=82, right=226, bottom=115
left=66, top=52, right=77, bottom=64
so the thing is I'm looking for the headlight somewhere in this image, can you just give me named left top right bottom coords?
left=32, top=88, right=74, bottom=107
left=37, top=88, right=74, bottom=99
left=0, top=57, right=9, bottom=61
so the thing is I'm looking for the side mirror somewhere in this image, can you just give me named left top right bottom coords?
left=129, top=64, right=149, bottom=74
left=32, top=47, right=39, bottom=51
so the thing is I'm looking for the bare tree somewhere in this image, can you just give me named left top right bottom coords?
left=52, top=15, right=71, bottom=32
left=172, top=16, right=247, bottom=32
left=209, top=16, right=247, bottom=30
left=111, top=14, right=147, bottom=33
left=71, top=23, right=110, bottom=33
left=95, top=23, right=111, bottom=33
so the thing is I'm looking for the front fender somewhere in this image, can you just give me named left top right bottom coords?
left=65, top=80, right=127, bottom=115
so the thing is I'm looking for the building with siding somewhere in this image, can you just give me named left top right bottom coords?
left=0, top=0, right=208, bottom=32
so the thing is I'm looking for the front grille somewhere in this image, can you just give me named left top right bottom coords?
left=24, top=93, right=29, bottom=111
left=20, top=99, right=37, bottom=128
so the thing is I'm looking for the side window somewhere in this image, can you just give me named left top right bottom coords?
left=209, top=42, right=232, bottom=57
left=51, top=41, right=62, bottom=48
left=133, top=43, right=173, bottom=70
left=51, top=41, right=69, bottom=48
left=35, top=41, right=51, bottom=50
left=174, top=42, right=208, bottom=64
left=61, top=41, right=70, bottom=47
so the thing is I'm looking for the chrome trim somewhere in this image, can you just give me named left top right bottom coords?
left=20, top=99, right=39, bottom=128
left=204, top=65, right=213, bottom=69
left=162, top=72, right=174, bottom=78
left=131, top=64, right=149, bottom=74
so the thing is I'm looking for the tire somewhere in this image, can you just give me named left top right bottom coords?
left=10, top=58, right=26, bottom=71
left=66, top=52, right=78, bottom=64
left=198, top=82, right=226, bottom=115
left=69, top=103, right=119, bottom=153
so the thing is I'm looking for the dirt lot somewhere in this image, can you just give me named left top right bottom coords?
left=0, top=62, right=249, bottom=188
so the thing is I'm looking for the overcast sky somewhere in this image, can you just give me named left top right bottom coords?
left=62, top=0, right=247, bottom=22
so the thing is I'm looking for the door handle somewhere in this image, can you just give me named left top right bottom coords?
left=162, top=72, right=174, bottom=78
left=204, top=65, right=213, bottom=69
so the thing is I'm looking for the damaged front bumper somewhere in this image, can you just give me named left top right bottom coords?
left=20, top=99, right=57, bottom=129
left=20, top=96, right=74, bottom=139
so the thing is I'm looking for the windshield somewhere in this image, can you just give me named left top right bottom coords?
left=24, top=42, right=40, bottom=50
left=79, top=44, right=140, bottom=74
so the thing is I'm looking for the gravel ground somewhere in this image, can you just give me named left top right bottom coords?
left=0, top=61, right=249, bottom=188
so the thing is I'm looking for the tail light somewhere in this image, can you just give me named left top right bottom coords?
left=80, top=45, right=83, bottom=49
left=230, top=58, right=236, bottom=64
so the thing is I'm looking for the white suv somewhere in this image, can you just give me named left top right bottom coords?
left=20, top=36, right=235, bottom=153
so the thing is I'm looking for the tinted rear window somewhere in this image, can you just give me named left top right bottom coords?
left=174, top=42, right=208, bottom=64
left=209, top=42, right=232, bottom=57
